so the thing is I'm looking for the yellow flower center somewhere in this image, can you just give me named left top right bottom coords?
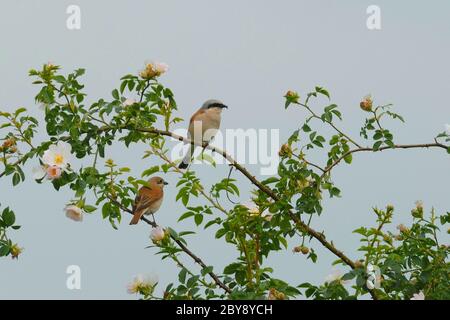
left=54, top=154, right=64, bottom=165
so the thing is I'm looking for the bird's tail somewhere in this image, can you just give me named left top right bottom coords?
left=178, top=144, right=195, bottom=169
left=129, top=209, right=144, bottom=225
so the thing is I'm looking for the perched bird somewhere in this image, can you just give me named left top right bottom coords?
left=129, top=176, right=168, bottom=225
left=179, top=99, right=228, bottom=169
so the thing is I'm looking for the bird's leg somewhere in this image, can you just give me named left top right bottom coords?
left=151, top=213, right=156, bottom=224
left=199, top=139, right=211, bottom=161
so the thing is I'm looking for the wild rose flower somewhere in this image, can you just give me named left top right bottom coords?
left=32, top=166, right=47, bottom=180
left=325, top=269, right=348, bottom=285
left=127, top=274, right=158, bottom=295
left=410, top=291, right=425, bottom=300
left=153, top=62, right=169, bottom=75
left=122, top=98, right=136, bottom=107
left=65, top=205, right=83, bottom=222
left=10, top=244, right=23, bottom=259
left=46, top=165, right=62, bottom=180
left=139, top=62, right=169, bottom=79
left=42, top=141, right=72, bottom=169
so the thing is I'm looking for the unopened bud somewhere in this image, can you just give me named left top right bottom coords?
left=278, top=143, right=292, bottom=158
left=383, top=234, right=393, bottom=244
left=292, top=245, right=309, bottom=255
left=411, top=201, right=424, bottom=219
left=268, top=288, right=285, bottom=300
left=397, top=224, right=409, bottom=234
left=285, top=90, right=300, bottom=103
left=360, top=95, right=373, bottom=112
left=2, top=138, right=15, bottom=149
left=354, top=260, right=364, bottom=268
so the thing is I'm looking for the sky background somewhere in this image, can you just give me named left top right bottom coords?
left=0, top=0, right=449, bottom=299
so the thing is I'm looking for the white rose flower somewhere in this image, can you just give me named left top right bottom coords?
left=42, top=141, right=72, bottom=169
left=127, top=274, right=158, bottom=295
left=65, top=205, right=83, bottom=222
left=410, top=291, right=425, bottom=300
left=122, top=98, right=136, bottom=107
left=32, top=166, right=47, bottom=180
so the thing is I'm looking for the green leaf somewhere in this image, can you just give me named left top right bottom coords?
left=373, top=141, right=383, bottom=150
left=12, top=172, right=21, bottom=186
left=194, top=214, right=203, bottom=226
left=142, top=166, right=159, bottom=177
left=0, top=245, right=10, bottom=257
left=302, top=124, right=311, bottom=132
left=342, top=272, right=356, bottom=281
left=83, top=205, right=97, bottom=213
left=2, top=207, right=15, bottom=227
left=215, top=228, right=227, bottom=239
left=178, top=211, right=195, bottom=222
left=315, top=86, right=330, bottom=99
left=201, top=266, right=213, bottom=276
left=178, top=268, right=187, bottom=284
left=101, top=203, right=110, bottom=219
left=111, top=89, right=120, bottom=100
left=343, top=153, right=353, bottom=164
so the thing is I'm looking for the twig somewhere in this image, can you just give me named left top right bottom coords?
left=322, top=142, right=447, bottom=177
left=106, top=195, right=232, bottom=294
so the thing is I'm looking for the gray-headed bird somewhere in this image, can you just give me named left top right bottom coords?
left=129, top=176, right=168, bottom=225
left=178, top=99, right=228, bottom=169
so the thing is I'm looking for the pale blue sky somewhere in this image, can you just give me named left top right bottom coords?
left=0, top=0, right=449, bottom=299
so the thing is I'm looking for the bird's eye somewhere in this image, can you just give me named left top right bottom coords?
left=159, top=179, right=163, bottom=184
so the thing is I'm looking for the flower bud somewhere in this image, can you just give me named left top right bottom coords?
left=268, top=288, right=285, bottom=300
left=394, top=234, right=403, bottom=241
left=278, top=143, right=292, bottom=158
left=293, top=245, right=309, bottom=255
left=2, top=138, right=15, bottom=149
left=284, top=90, right=300, bottom=103
left=150, top=226, right=166, bottom=242
left=360, top=95, right=373, bottom=112
left=354, top=260, right=364, bottom=268
left=397, top=224, right=408, bottom=233
left=383, top=234, right=393, bottom=244
left=396, top=224, right=409, bottom=234
left=411, top=201, right=424, bottom=219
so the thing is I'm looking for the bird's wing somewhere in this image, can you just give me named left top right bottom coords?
left=134, top=191, right=157, bottom=213
left=189, top=108, right=206, bottom=125
left=130, top=188, right=161, bottom=224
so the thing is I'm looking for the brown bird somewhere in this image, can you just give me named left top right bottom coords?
left=129, top=176, right=168, bottom=225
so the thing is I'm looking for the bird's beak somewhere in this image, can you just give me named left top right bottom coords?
left=221, top=104, right=228, bottom=109
left=163, top=181, right=169, bottom=185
